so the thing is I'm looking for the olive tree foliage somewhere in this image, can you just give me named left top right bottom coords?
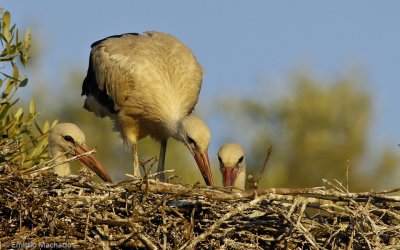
left=219, top=73, right=398, bottom=191
left=0, top=9, right=56, bottom=170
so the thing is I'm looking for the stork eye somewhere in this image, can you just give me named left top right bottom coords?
left=238, top=156, right=244, bottom=164
left=218, top=155, right=222, bottom=163
left=187, top=136, right=196, bottom=146
left=63, top=135, right=75, bottom=144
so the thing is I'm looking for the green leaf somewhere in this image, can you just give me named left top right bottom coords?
left=12, top=64, right=19, bottom=79
left=0, top=103, right=11, bottom=119
left=19, top=78, right=28, bottom=87
left=2, top=12, right=11, bottom=42
left=24, top=28, right=31, bottom=50
left=15, top=26, right=19, bottom=43
left=5, top=41, right=10, bottom=53
left=2, top=80, right=14, bottom=98
left=29, top=99, right=35, bottom=114
left=42, top=121, right=50, bottom=133
left=34, top=120, right=43, bottom=134
left=50, top=120, right=58, bottom=129
left=2, top=11, right=10, bottom=30
left=1, top=72, right=20, bottom=82
left=28, top=147, right=39, bottom=158
left=14, top=107, right=23, bottom=119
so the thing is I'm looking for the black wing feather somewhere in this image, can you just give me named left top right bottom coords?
left=82, top=33, right=140, bottom=114
left=81, top=53, right=117, bottom=114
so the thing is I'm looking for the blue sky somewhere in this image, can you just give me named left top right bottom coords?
left=3, top=1, right=400, bottom=151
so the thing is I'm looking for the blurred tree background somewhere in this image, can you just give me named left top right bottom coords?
left=6, top=6, right=397, bottom=190
left=219, top=72, right=399, bottom=191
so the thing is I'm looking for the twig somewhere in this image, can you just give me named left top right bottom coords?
left=21, top=149, right=97, bottom=176
left=137, top=233, right=158, bottom=250
left=84, top=204, right=92, bottom=241
left=182, top=196, right=265, bottom=249
left=259, top=145, right=273, bottom=178
left=125, top=169, right=175, bottom=179
left=274, top=206, right=321, bottom=249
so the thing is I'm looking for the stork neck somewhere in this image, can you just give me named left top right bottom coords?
left=170, top=119, right=184, bottom=142
left=234, top=167, right=247, bottom=191
left=51, top=150, right=71, bottom=176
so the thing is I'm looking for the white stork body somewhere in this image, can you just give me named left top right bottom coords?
left=218, top=143, right=247, bottom=191
left=48, top=123, right=113, bottom=182
left=82, top=32, right=213, bottom=186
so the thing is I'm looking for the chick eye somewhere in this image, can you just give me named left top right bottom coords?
left=187, top=136, right=196, bottom=146
left=63, top=135, right=75, bottom=144
left=218, top=155, right=222, bottom=163
left=238, top=156, right=244, bottom=164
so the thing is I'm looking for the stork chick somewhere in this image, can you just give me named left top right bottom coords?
left=82, top=31, right=213, bottom=185
left=48, top=123, right=113, bottom=182
left=218, top=143, right=247, bottom=191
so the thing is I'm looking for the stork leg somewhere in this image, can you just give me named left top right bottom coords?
left=132, top=143, right=141, bottom=177
left=157, top=138, right=168, bottom=182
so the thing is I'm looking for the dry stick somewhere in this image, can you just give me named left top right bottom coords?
left=371, top=187, right=400, bottom=194
left=347, top=229, right=355, bottom=250
left=352, top=197, right=382, bottom=244
left=181, top=195, right=265, bottom=250
left=287, top=198, right=300, bottom=219
left=84, top=205, right=92, bottom=241
left=333, top=179, right=349, bottom=193
left=259, top=145, right=273, bottom=178
left=323, top=228, right=342, bottom=249
left=137, top=233, right=158, bottom=250
left=250, top=145, right=273, bottom=188
left=21, top=149, right=98, bottom=176
left=130, top=180, right=400, bottom=203
left=161, top=199, right=168, bottom=250
left=296, top=202, right=308, bottom=227
left=125, top=169, right=175, bottom=180
left=113, top=223, right=158, bottom=249
left=274, top=206, right=321, bottom=250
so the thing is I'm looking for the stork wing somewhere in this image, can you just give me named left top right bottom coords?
left=82, top=32, right=204, bottom=122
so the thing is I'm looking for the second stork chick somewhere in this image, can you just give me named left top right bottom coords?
left=218, top=143, right=246, bottom=191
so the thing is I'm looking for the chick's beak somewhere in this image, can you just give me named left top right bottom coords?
left=223, top=166, right=238, bottom=188
left=193, top=150, right=214, bottom=186
left=74, top=143, right=113, bottom=183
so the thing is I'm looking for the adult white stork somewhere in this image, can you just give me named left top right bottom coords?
left=218, top=143, right=247, bottom=190
left=48, top=123, right=113, bottom=182
left=81, top=31, right=214, bottom=186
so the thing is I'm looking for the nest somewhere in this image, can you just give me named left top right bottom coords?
left=0, top=161, right=400, bottom=249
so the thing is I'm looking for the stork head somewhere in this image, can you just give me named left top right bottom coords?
left=48, top=123, right=113, bottom=182
left=176, top=115, right=214, bottom=186
left=218, top=143, right=246, bottom=190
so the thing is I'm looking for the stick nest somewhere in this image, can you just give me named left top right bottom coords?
left=0, top=164, right=399, bottom=249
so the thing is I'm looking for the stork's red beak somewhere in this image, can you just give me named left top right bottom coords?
left=223, top=166, right=238, bottom=188
left=193, top=151, right=214, bottom=186
left=74, top=143, right=113, bottom=183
